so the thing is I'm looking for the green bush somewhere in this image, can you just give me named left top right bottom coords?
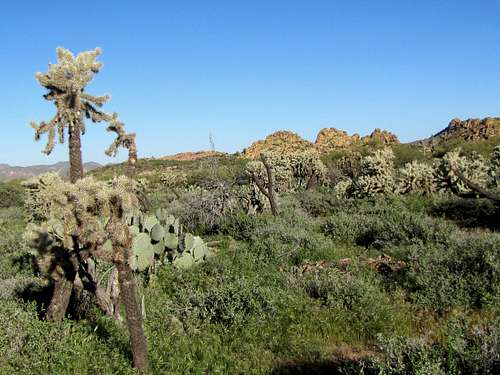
left=375, top=314, right=500, bottom=374
left=0, top=180, right=24, bottom=208
left=390, top=231, right=500, bottom=312
left=293, top=266, right=411, bottom=340
left=323, top=201, right=455, bottom=249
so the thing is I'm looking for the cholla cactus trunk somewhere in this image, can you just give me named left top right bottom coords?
left=126, top=140, right=138, bottom=178
left=69, top=124, right=84, bottom=183
left=47, top=123, right=84, bottom=321
left=107, top=198, right=149, bottom=371
left=45, top=251, right=78, bottom=322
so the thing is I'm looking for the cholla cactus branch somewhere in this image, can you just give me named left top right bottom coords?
left=453, top=168, right=500, bottom=204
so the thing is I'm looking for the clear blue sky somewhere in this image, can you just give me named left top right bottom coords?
left=1, top=0, right=499, bottom=166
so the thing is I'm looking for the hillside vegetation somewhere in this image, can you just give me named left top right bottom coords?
left=2, top=142, right=500, bottom=374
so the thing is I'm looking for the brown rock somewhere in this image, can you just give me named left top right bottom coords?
left=243, top=131, right=313, bottom=159
left=314, top=128, right=360, bottom=152
left=419, top=117, right=500, bottom=146
left=362, top=128, right=400, bottom=145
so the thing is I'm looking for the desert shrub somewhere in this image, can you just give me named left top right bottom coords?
left=294, top=266, right=409, bottom=340
left=323, top=201, right=455, bottom=249
left=165, top=184, right=232, bottom=234
left=0, top=180, right=25, bottom=208
left=187, top=276, right=276, bottom=327
left=375, top=315, right=500, bottom=374
left=392, top=143, right=428, bottom=167
left=292, top=189, right=351, bottom=217
left=0, top=300, right=133, bottom=374
left=390, top=231, right=500, bottom=312
left=430, top=197, right=499, bottom=230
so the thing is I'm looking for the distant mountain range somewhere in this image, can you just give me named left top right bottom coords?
left=0, top=162, right=102, bottom=182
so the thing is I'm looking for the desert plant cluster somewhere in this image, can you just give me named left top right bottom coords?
left=0, top=47, right=499, bottom=374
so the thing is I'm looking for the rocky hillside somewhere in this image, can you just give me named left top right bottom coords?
left=0, top=161, right=101, bottom=182
left=418, top=117, right=500, bottom=146
left=242, top=131, right=314, bottom=159
left=243, top=128, right=399, bottom=159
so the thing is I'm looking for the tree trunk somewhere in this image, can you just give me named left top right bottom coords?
left=68, top=123, right=84, bottom=183
left=46, top=118, right=84, bottom=322
left=116, top=261, right=149, bottom=371
left=126, top=138, right=138, bottom=179
left=46, top=273, right=74, bottom=322
left=46, top=252, right=78, bottom=322
left=107, top=196, right=149, bottom=372
left=260, top=153, right=279, bottom=216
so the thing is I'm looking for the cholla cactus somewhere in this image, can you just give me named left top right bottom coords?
left=354, top=148, right=396, bottom=197
left=24, top=174, right=141, bottom=256
left=246, top=151, right=327, bottom=193
left=333, top=179, right=353, bottom=198
left=287, top=151, right=327, bottom=188
left=397, top=160, right=437, bottom=195
left=30, top=47, right=124, bottom=182
left=436, top=149, right=490, bottom=194
left=159, top=168, right=188, bottom=189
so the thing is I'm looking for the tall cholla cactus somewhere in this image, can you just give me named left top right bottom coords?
left=31, top=47, right=124, bottom=182
left=355, top=148, right=396, bottom=197
left=397, top=160, right=437, bottom=195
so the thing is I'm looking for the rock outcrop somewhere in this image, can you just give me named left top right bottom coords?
left=243, top=131, right=314, bottom=159
left=315, top=128, right=360, bottom=153
left=423, top=117, right=500, bottom=145
left=243, top=127, right=400, bottom=159
left=363, top=128, right=399, bottom=145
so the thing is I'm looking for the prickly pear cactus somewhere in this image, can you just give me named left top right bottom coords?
left=126, top=207, right=211, bottom=272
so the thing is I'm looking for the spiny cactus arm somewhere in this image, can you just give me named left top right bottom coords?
left=83, top=102, right=111, bottom=123
left=30, top=113, right=62, bottom=154
left=454, top=168, right=500, bottom=204
left=81, top=92, right=110, bottom=107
